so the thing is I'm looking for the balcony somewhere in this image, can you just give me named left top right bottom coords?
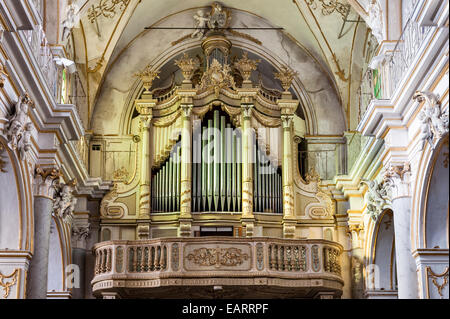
left=91, top=237, right=343, bottom=299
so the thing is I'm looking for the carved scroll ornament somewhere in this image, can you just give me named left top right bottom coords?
left=187, top=247, right=249, bottom=268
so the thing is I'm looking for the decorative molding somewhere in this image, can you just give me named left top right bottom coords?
left=0, top=144, right=6, bottom=173
left=186, top=247, right=249, bottom=267
left=0, top=62, right=8, bottom=88
left=0, top=269, right=18, bottom=299
left=4, top=94, right=35, bottom=160
left=413, top=91, right=449, bottom=151
left=87, top=0, right=130, bottom=23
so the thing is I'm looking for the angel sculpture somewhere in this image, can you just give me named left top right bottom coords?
left=61, top=2, right=80, bottom=41
left=53, top=184, right=77, bottom=221
left=18, top=122, right=32, bottom=160
left=191, top=10, right=210, bottom=39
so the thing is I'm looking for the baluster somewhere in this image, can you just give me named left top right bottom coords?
left=140, top=247, right=147, bottom=272
left=284, top=246, right=290, bottom=271
left=278, top=245, right=283, bottom=271
left=291, top=246, right=297, bottom=271
left=270, top=245, right=276, bottom=269
left=106, top=248, right=112, bottom=272
left=95, top=251, right=100, bottom=275
left=160, top=245, right=167, bottom=270
left=132, top=247, right=138, bottom=272
left=155, top=246, right=161, bottom=270
left=101, top=249, right=107, bottom=273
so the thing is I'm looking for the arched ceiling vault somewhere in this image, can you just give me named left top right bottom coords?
left=69, top=0, right=374, bottom=133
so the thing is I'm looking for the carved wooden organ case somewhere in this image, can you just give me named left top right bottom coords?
left=100, top=32, right=335, bottom=239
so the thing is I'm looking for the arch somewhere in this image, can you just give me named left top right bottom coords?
left=412, top=135, right=450, bottom=251
left=365, top=209, right=398, bottom=297
left=91, top=8, right=346, bottom=137
left=0, top=138, right=33, bottom=252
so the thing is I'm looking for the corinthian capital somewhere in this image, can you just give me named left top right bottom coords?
left=281, top=115, right=293, bottom=129
left=383, top=162, right=411, bottom=199
left=34, top=166, right=61, bottom=198
left=241, top=104, right=253, bottom=120
left=181, top=104, right=193, bottom=119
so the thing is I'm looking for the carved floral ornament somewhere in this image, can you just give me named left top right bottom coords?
left=413, top=91, right=449, bottom=151
left=135, top=66, right=160, bottom=93
left=174, top=53, right=200, bottom=82
left=274, top=66, right=298, bottom=92
left=187, top=247, right=249, bottom=267
left=234, top=52, right=261, bottom=82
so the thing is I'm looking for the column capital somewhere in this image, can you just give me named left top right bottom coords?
left=34, top=166, right=61, bottom=199
left=241, top=104, right=253, bottom=120
left=135, top=99, right=156, bottom=116
left=281, top=115, right=294, bottom=129
left=383, top=162, right=412, bottom=199
left=181, top=104, right=193, bottom=119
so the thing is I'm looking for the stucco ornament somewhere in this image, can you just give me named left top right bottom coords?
left=72, top=223, right=90, bottom=244
left=362, top=180, right=391, bottom=221
left=61, top=2, right=80, bottom=41
left=413, top=91, right=449, bottom=150
left=192, top=10, right=210, bottom=39
left=53, top=180, right=77, bottom=224
left=197, top=58, right=236, bottom=97
left=367, top=0, right=384, bottom=43
left=4, top=94, right=34, bottom=159
left=191, top=2, right=231, bottom=39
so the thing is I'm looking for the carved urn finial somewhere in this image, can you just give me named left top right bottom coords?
left=234, top=52, right=261, bottom=84
left=175, top=53, right=200, bottom=83
left=274, top=66, right=298, bottom=92
left=135, top=65, right=160, bottom=92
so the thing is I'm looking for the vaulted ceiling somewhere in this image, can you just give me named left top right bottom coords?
left=60, top=0, right=377, bottom=132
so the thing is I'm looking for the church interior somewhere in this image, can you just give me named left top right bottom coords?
left=0, top=0, right=448, bottom=299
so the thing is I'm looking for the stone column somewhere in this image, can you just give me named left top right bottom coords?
left=384, top=163, right=419, bottom=299
left=135, top=97, right=156, bottom=239
left=280, top=113, right=295, bottom=238
left=27, top=167, right=60, bottom=299
left=71, top=211, right=90, bottom=299
left=179, top=103, right=193, bottom=237
left=240, top=102, right=255, bottom=236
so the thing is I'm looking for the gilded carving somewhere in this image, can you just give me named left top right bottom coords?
left=100, top=183, right=124, bottom=219
left=113, top=167, right=129, bottom=182
left=323, top=247, right=341, bottom=275
left=197, top=59, right=237, bottom=97
left=274, top=66, right=297, bottom=92
left=427, top=266, right=449, bottom=299
left=234, top=52, right=261, bottom=83
left=0, top=269, right=18, bottom=298
left=135, top=66, right=160, bottom=93
left=305, top=0, right=350, bottom=19
left=175, top=53, right=200, bottom=83
left=88, top=0, right=130, bottom=23
left=187, top=247, right=249, bottom=267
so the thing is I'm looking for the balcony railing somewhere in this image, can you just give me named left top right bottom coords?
left=357, top=0, right=434, bottom=120
left=21, top=25, right=59, bottom=99
left=91, top=237, right=343, bottom=298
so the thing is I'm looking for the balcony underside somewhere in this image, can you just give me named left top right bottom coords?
left=93, top=277, right=343, bottom=299
left=92, top=237, right=344, bottom=299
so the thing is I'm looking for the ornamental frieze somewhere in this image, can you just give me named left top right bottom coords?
left=186, top=247, right=249, bottom=268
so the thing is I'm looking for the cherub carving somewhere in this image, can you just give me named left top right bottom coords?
left=5, top=94, right=33, bottom=152
left=191, top=10, right=210, bottom=39
left=53, top=183, right=77, bottom=222
left=363, top=180, right=391, bottom=221
left=18, top=122, right=32, bottom=160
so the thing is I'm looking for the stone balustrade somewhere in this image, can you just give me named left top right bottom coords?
left=91, top=237, right=343, bottom=298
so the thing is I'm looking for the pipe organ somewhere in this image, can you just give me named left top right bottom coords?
left=192, top=109, right=242, bottom=212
